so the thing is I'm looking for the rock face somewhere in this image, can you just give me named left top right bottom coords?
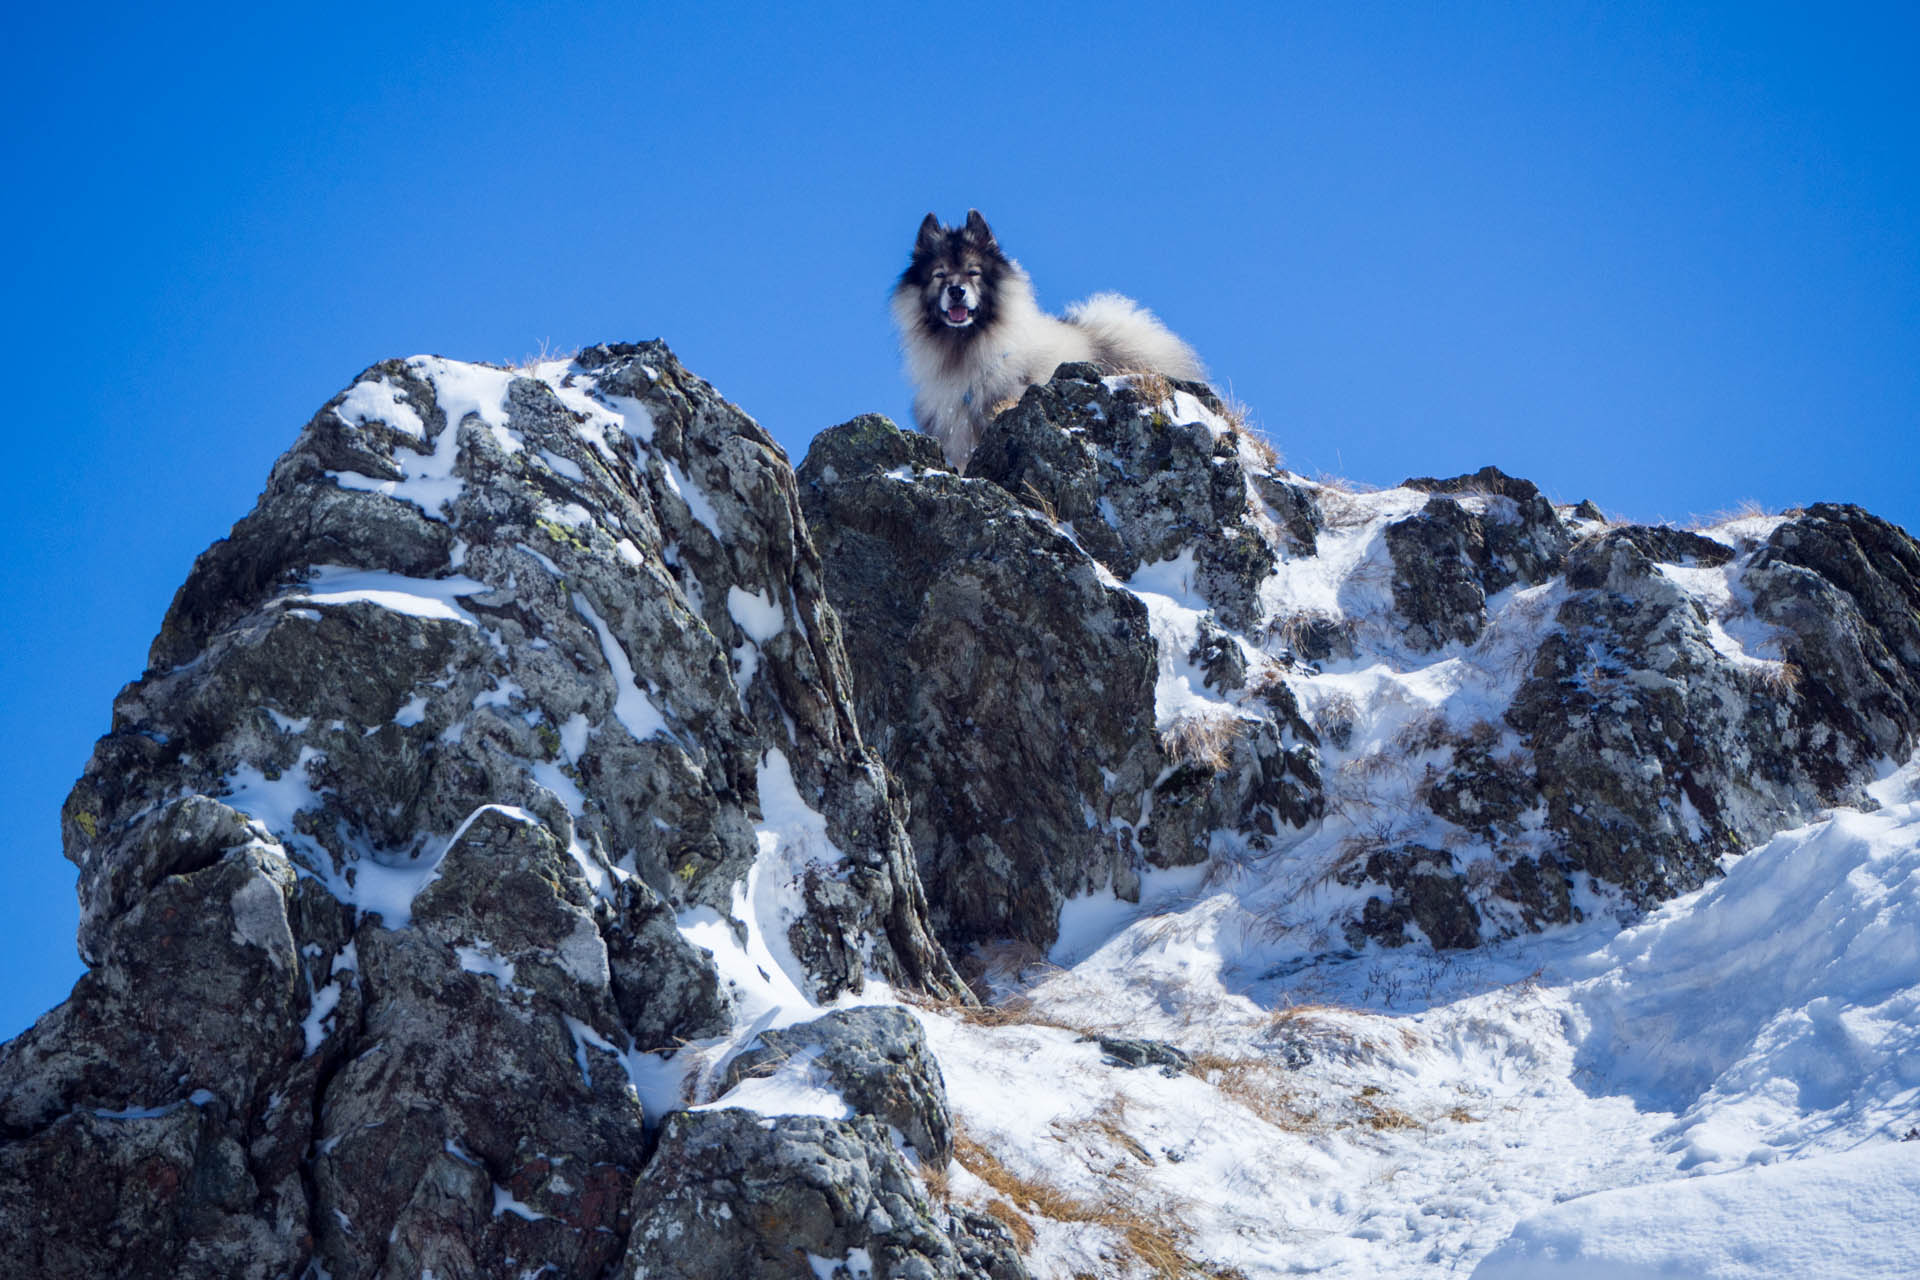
left=1, top=343, right=978, bottom=1279
left=5, top=346, right=1918, bottom=1276
left=1329, top=478, right=1920, bottom=946
left=799, top=373, right=1324, bottom=957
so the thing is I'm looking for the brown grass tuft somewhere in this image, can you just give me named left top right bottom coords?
left=1023, top=481, right=1062, bottom=525
left=1160, top=709, right=1241, bottom=774
left=953, top=1129, right=1204, bottom=1277
left=1185, top=1052, right=1318, bottom=1132
left=514, top=338, right=579, bottom=371
left=1753, top=659, right=1803, bottom=698
left=1128, top=371, right=1174, bottom=405
left=1688, top=498, right=1770, bottom=531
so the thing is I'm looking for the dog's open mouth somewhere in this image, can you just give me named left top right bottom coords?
left=944, top=304, right=972, bottom=326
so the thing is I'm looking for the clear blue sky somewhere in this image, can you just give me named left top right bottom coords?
left=1, top=1, right=1914, bottom=1039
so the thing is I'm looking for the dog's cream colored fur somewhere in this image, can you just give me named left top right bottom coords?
left=893, top=239, right=1203, bottom=469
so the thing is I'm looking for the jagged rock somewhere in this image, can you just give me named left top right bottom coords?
left=10, top=333, right=1918, bottom=1279
left=618, top=1111, right=1016, bottom=1279
left=1497, top=511, right=1920, bottom=914
left=798, top=414, right=1169, bottom=951
left=967, top=363, right=1309, bottom=632
left=1338, top=844, right=1483, bottom=950
left=1085, top=1035, right=1193, bottom=1074
left=1745, top=503, right=1920, bottom=792
left=1385, top=467, right=1571, bottom=652
left=3, top=343, right=969, bottom=1279
left=720, top=1007, right=954, bottom=1165
left=800, top=410, right=1322, bottom=955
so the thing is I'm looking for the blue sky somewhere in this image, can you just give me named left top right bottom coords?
left=1, top=1, right=1914, bottom=1039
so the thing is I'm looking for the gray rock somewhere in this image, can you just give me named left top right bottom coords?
left=968, top=364, right=1307, bottom=632
left=801, top=397, right=1323, bottom=956
left=618, top=1111, right=1015, bottom=1279
left=1384, top=468, right=1571, bottom=652
left=1085, top=1035, right=1193, bottom=1074
left=1337, top=844, right=1483, bottom=950
left=4, top=343, right=969, bottom=1279
left=720, top=1007, right=954, bottom=1165
left=1495, top=510, right=1920, bottom=917
left=798, top=414, right=1169, bottom=951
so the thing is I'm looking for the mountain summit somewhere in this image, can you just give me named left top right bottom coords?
left=3, top=345, right=1917, bottom=1278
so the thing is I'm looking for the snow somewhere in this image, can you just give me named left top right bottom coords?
left=662, top=457, right=723, bottom=540
left=1472, top=1144, right=1920, bottom=1279
left=277, top=565, right=488, bottom=626
left=327, top=397, right=466, bottom=518
left=807, top=1247, right=874, bottom=1279
left=302, top=980, right=342, bottom=1055
left=693, top=1046, right=854, bottom=1121
left=1124, top=547, right=1240, bottom=729
left=409, top=355, right=519, bottom=453
left=491, top=1185, right=546, bottom=1221
left=727, top=585, right=785, bottom=643
left=888, top=481, right=1920, bottom=1277
left=570, top=594, right=669, bottom=743
left=455, top=942, right=519, bottom=991
left=674, top=749, right=843, bottom=1035
left=911, top=783, right=1920, bottom=1278
left=333, top=377, right=424, bottom=439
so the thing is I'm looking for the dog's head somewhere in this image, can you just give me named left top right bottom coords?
left=898, top=209, right=1008, bottom=337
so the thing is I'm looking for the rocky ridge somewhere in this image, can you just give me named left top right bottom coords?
left=2, top=344, right=1916, bottom=1278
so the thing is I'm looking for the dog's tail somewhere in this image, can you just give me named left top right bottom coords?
left=1063, top=292, right=1206, bottom=382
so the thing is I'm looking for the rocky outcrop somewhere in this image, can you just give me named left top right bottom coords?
left=620, top=1111, right=1028, bottom=1280
left=1384, top=468, right=1571, bottom=653
left=800, top=383, right=1323, bottom=957
left=1492, top=507, right=1920, bottom=917
left=6, top=342, right=1917, bottom=1276
left=2, top=343, right=974, bottom=1278
left=720, top=1006, right=954, bottom=1166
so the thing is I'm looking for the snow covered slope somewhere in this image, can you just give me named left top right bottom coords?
left=906, top=759, right=1920, bottom=1277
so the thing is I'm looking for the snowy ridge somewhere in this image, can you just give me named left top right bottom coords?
left=913, top=761, right=1920, bottom=1278
left=894, top=459, right=1920, bottom=1276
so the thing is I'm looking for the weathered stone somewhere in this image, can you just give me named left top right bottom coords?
left=1384, top=468, right=1571, bottom=652
left=968, top=365, right=1287, bottom=632
left=1338, top=845, right=1483, bottom=950
left=721, top=1007, right=954, bottom=1165
left=802, top=392, right=1323, bottom=956
left=799, top=414, right=1170, bottom=951
left=1086, top=1035, right=1193, bottom=1073
left=4, top=344, right=971, bottom=1279
left=618, top=1111, right=1006, bottom=1279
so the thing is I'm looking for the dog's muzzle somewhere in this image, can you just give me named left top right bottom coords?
left=942, top=286, right=973, bottom=326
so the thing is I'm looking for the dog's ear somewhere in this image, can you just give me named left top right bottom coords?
left=963, top=209, right=996, bottom=246
left=916, top=213, right=944, bottom=253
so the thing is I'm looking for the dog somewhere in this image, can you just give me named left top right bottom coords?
left=891, top=210, right=1205, bottom=469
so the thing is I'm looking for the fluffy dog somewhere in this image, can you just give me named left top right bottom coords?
left=891, top=209, right=1204, bottom=469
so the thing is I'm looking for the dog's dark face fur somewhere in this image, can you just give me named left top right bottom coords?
left=897, top=209, right=1012, bottom=342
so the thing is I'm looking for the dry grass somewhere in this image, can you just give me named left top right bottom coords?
left=1185, top=1052, right=1318, bottom=1132
left=1687, top=498, right=1770, bottom=531
left=514, top=338, right=580, bottom=371
left=1308, top=689, right=1360, bottom=747
left=1160, top=709, right=1242, bottom=773
left=1314, top=487, right=1380, bottom=529
left=952, top=1128, right=1206, bottom=1278
left=1127, top=371, right=1174, bottom=405
left=1268, top=608, right=1356, bottom=658
left=901, top=988, right=1113, bottom=1041
left=1022, top=481, right=1062, bottom=525
left=1752, top=659, right=1804, bottom=698
left=1353, top=1084, right=1421, bottom=1131
left=1218, top=391, right=1282, bottom=471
